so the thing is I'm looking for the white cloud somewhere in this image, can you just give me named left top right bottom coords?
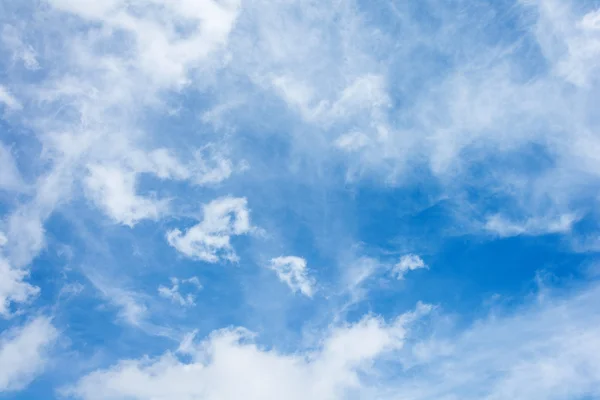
left=393, top=254, right=427, bottom=280
left=0, top=316, right=58, bottom=392
left=66, top=283, right=600, bottom=400
left=0, top=85, right=22, bottom=110
left=84, top=164, right=166, bottom=227
left=185, top=276, right=202, bottom=289
left=158, top=277, right=202, bottom=307
left=84, top=147, right=236, bottom=226
left=47, top=0, right=241, bottom=89
left=268, top=256, right=315, bottom=297
left=0, top=234, right=39, bottom=318
left=130, top=147, right=234, bottom=185
left=530, top=0, right=600, bottom=86
left=0, top=0, right=242, bottom=273
left=0, top=257, right=39, bottom=318
left=581, top=9, right=600, bottom=31
left=4, top=198, right=51, bottom=269
left=392, top=283, right=600, bottom=400
left=485, top=213, right=578, bottom=238
left=226, top=0, right=391, bottom=139
left=167, top=196, right=251, bottom=263
left=190, top=151, right=234, bottom=186
left=220, top=0, right=600, bottom=237
left=64, top=303, right=431, bottom=400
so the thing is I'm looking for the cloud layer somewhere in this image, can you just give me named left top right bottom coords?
left=0, top=0, right=599, bottom=398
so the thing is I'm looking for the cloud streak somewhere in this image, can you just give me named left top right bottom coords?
left=0, top=317, right=58, bottom=392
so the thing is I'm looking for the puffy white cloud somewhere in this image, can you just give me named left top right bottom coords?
left=268, top=256, right=315, bottom=297
left=84, top=164, right=166, bottom=226
left=66, top=283, right=600, bottom=400
left=393, top=254, right=427, bottom=280
left=0, top=257, right=39, bottom=318
left=0, top=233, right=39, bottom=318
left=64, top=303, right=431, bottom=400
left=3, top=2, right=600, bottom=399
left=0, top=316, right=58, bottom=392
left=225, top=0, right=391, bottom=138
left=167, top=196, right=251, bottom=263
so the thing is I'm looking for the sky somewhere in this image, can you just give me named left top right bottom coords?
left=1, top=0, right=600, bottom=399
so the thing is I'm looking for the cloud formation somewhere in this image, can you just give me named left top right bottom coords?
left=1, top=0, right=600, bottom=398
left=167, top=197, right=252, bottom=263
left=0, top=233, right=39, bottom=318
left=393, top=254, right=428, bottom=280
left=268, top=256, right=315, bottom=297
left=0, top=317, right=57, bottom=392
left=158, top=277, right=202, bottom=307
left=65, top=283, right=600, bottom=400
left=65, top=303, right=431, bottom=400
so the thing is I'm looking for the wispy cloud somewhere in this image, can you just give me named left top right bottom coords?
left=158, top=277, right=202, bottom=307
left=0, top=85, right=22, bottom=111
left=1, top=0, right=600, bottom=397
left=485, top=213, right=579, bottom=238
left=0, top=316, right=57, bottom=392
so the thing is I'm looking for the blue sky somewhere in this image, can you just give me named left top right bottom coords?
left=1, top=0, right=600, bottom=398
